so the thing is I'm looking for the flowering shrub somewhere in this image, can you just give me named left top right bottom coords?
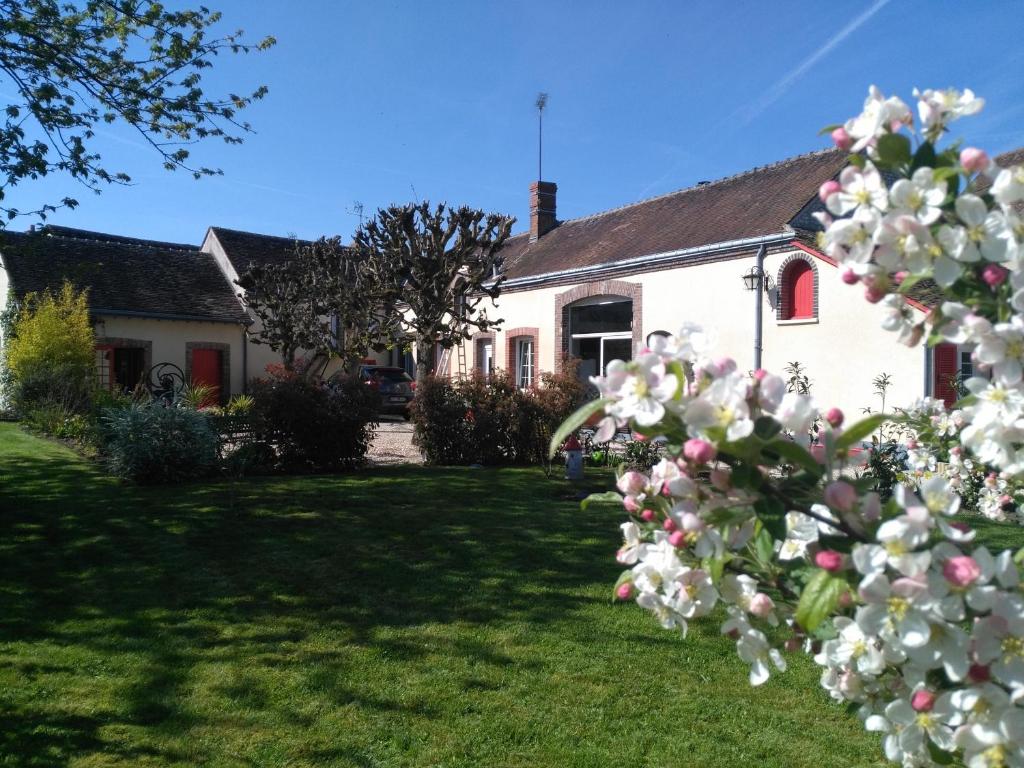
left=250, top=367, right=379, bottom=472
left=553, top=87, right=1024, bottom=767
left=412, top=361, right=588, bottom=466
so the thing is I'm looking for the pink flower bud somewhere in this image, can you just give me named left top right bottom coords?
left=825, top=407, right=844, bottom=428
left=616, top=582, right=634, bottom=601
left=640, top=509, right=656, bottom=523
left=1001, top=494, right=1014, bottom=508
left=753, top=368, right=769, bottom=381
left=911, top=690, right=936, bottom=713
left=841, top=268, right=860, bottom=285
left=831, top=126, right=853, bottom=151
left=715, top=356, right=737, bottom=374
left=949, top=521, right=972, bottom=534
left=623, top=496, right=640, bottom=513
left=824, top=481, right=857, bottom=513
left=663, top=517, right=677, bottom=533
left=943, top=556, right=981, bottom=587
left=818, top=179, right=841, bottom=203
left=837, top=590, right=853, bottom=608
left=893, top=270, right=908, bottom=285
left=969, top=664, right=991, bottom=683
left=814, top=550, right=845, bottom=572
left=633, top=431, right=647, bottom=441
left=960, top=147, right=990, bottom=174
left=906, top=439, right=917, bottom=450
left=668, top=530, right=686, bottom=548
left=617, top=471, right=648, bottom=496
left=864, top=285, right=886, bottom=303
left=683, top=438, right=717, bottom=465
left=982, top=263, right=1008, bottom=288
left=710, top=468, right=731, bottom=491
left=749, top=593, right=775, bottom=619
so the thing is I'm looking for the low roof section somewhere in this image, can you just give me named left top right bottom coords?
left=205, top=226, right=312, bottom=275
left=1, top=225, right=249, bottom=324
left=500, top=148, right=849, bottom=282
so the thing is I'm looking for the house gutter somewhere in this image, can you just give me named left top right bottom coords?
left=496, top=230, right=796, bottom=291
left=92, top=308, right=252, bottom=325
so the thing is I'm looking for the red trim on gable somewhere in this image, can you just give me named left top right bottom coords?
left=790, top=241, right=930, bottom=314
left=791, top=240, right=837, bottom=267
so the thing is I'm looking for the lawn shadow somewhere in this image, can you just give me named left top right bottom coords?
left=0, top=433, right=621, bottom=764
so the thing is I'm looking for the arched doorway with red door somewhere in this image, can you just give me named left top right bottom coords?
left=186, top=342, right=230, bottom=407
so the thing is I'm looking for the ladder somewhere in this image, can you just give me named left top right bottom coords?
left=456, top=343, right=467, bottom=379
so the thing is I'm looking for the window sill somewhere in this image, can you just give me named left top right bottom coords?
left=777, top=317, right=818, bottom=326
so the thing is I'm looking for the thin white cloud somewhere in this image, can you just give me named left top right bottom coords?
left=737, top=0, right=891, bottom=124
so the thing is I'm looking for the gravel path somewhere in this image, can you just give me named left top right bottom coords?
left=368, top=416, right=422, bottom=465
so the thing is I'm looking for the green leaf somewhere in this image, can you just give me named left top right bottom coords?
left=702, top=553, right=732, bottom=584
left=931, top=166, right=960, bottom=182
left=876, top=133, right=912, bottom=167
left=753, top=496, right=788, bottom=541
left=847, top=154, right=866, bottom=169
left=817, top=123, right=842, bottom=136
left=731, top=463, right=760, bottom=490
left=753, top=416, right=782, bottom=440
left=835, top=413, right=888, bottom=453
left=580, top=491, right=623, bottom=511
left=796, top=569, right=848, bottom=631
left=753, top=528, right=774, bottom=565
left=764, top=439, right=824, bottom=477
left=548, top=398, right=611, bottom=458
left=911, top=141, right=937, bottom=172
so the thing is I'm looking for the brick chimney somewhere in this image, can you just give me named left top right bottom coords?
left=529, top=181, right=557, bottom=242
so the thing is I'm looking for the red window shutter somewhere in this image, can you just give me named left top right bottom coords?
left=191, top=349, right=222, bottom=407
left=783, top=261, right=814, bottom=319
left=933, top=343, right=959, bottom=407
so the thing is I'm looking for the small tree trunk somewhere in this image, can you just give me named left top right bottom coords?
left=415, top=338, right=434, bottom=390
left=283, top=346, right=296, bottom=372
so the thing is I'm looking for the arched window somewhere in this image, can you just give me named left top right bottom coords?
left=781, top=259, right=815, bottom=320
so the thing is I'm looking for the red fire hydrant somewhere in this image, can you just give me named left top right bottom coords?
left=564, top=434, right=584, bottom=481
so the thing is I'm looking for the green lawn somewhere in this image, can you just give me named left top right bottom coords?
left=0, top=423, right=965, bottom=768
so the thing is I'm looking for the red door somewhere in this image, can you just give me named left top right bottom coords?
left=933, top=343, right=959, bottom=407
left=191, top=349, right=223, bottom=407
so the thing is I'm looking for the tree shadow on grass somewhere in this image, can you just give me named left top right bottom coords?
left=0, top=440, right=620, bottom=765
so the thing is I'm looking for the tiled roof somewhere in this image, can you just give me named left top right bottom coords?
left=976, top=148, right=1024, bottom=195
left=1, top=226, right=248, bottom=324
left=500, top=149, right=849, bottom=281
left=208, top=226, right=311, bottom=274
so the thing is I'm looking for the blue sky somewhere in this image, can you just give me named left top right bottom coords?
left=6, top=0, right=1024, bottom=243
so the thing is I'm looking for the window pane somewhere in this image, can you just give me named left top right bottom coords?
left=569, top=301, right=632, bottom=334
left=602, top=338, right=632, bottom=374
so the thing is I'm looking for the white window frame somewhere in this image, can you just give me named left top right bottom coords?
left=516, top=337, right=535, bottom=388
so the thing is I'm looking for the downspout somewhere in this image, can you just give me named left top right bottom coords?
left=923, top=343, right=932, bottom=399
left=754, top=244, right=766, bottom=371
left=242, top=325, right=249, bottom=394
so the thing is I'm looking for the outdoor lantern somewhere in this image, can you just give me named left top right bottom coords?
left=563, top=434, right=584, bottom=481
left=742, top=266, right=761, bottom=291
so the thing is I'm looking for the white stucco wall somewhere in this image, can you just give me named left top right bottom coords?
left=201, top=229, right=388, bottom=382
left=95, top=315, right=247, bottom=397
left=457, top=247, right=928, bottom=419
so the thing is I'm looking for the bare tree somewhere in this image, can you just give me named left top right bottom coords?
left=352, top=202, right=514, bottom=388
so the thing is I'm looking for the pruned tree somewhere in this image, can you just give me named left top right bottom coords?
left=352, top=202, right=515, bottom=388
left=235, top=256, right=319, bottom=372
left=0, top=0, right=275, bottom=222
left=237, top=237, right=392, bottom=373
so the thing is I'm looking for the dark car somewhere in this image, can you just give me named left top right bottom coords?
left=357, top=365, right=415, bottom=418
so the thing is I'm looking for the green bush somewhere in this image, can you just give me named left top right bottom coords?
left=250, top=369, right=379, bottom=472
left=100, top=404, right=218, bottom=484
left=4, top=282, right=95, bottom=415
left=411, top=359, right=589, bottom=466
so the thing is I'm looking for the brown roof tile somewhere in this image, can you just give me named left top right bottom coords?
left=500, top=149, right=848, bottom=281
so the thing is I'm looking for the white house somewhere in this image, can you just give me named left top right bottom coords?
left=450, top=148, right=1023, bottom=418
